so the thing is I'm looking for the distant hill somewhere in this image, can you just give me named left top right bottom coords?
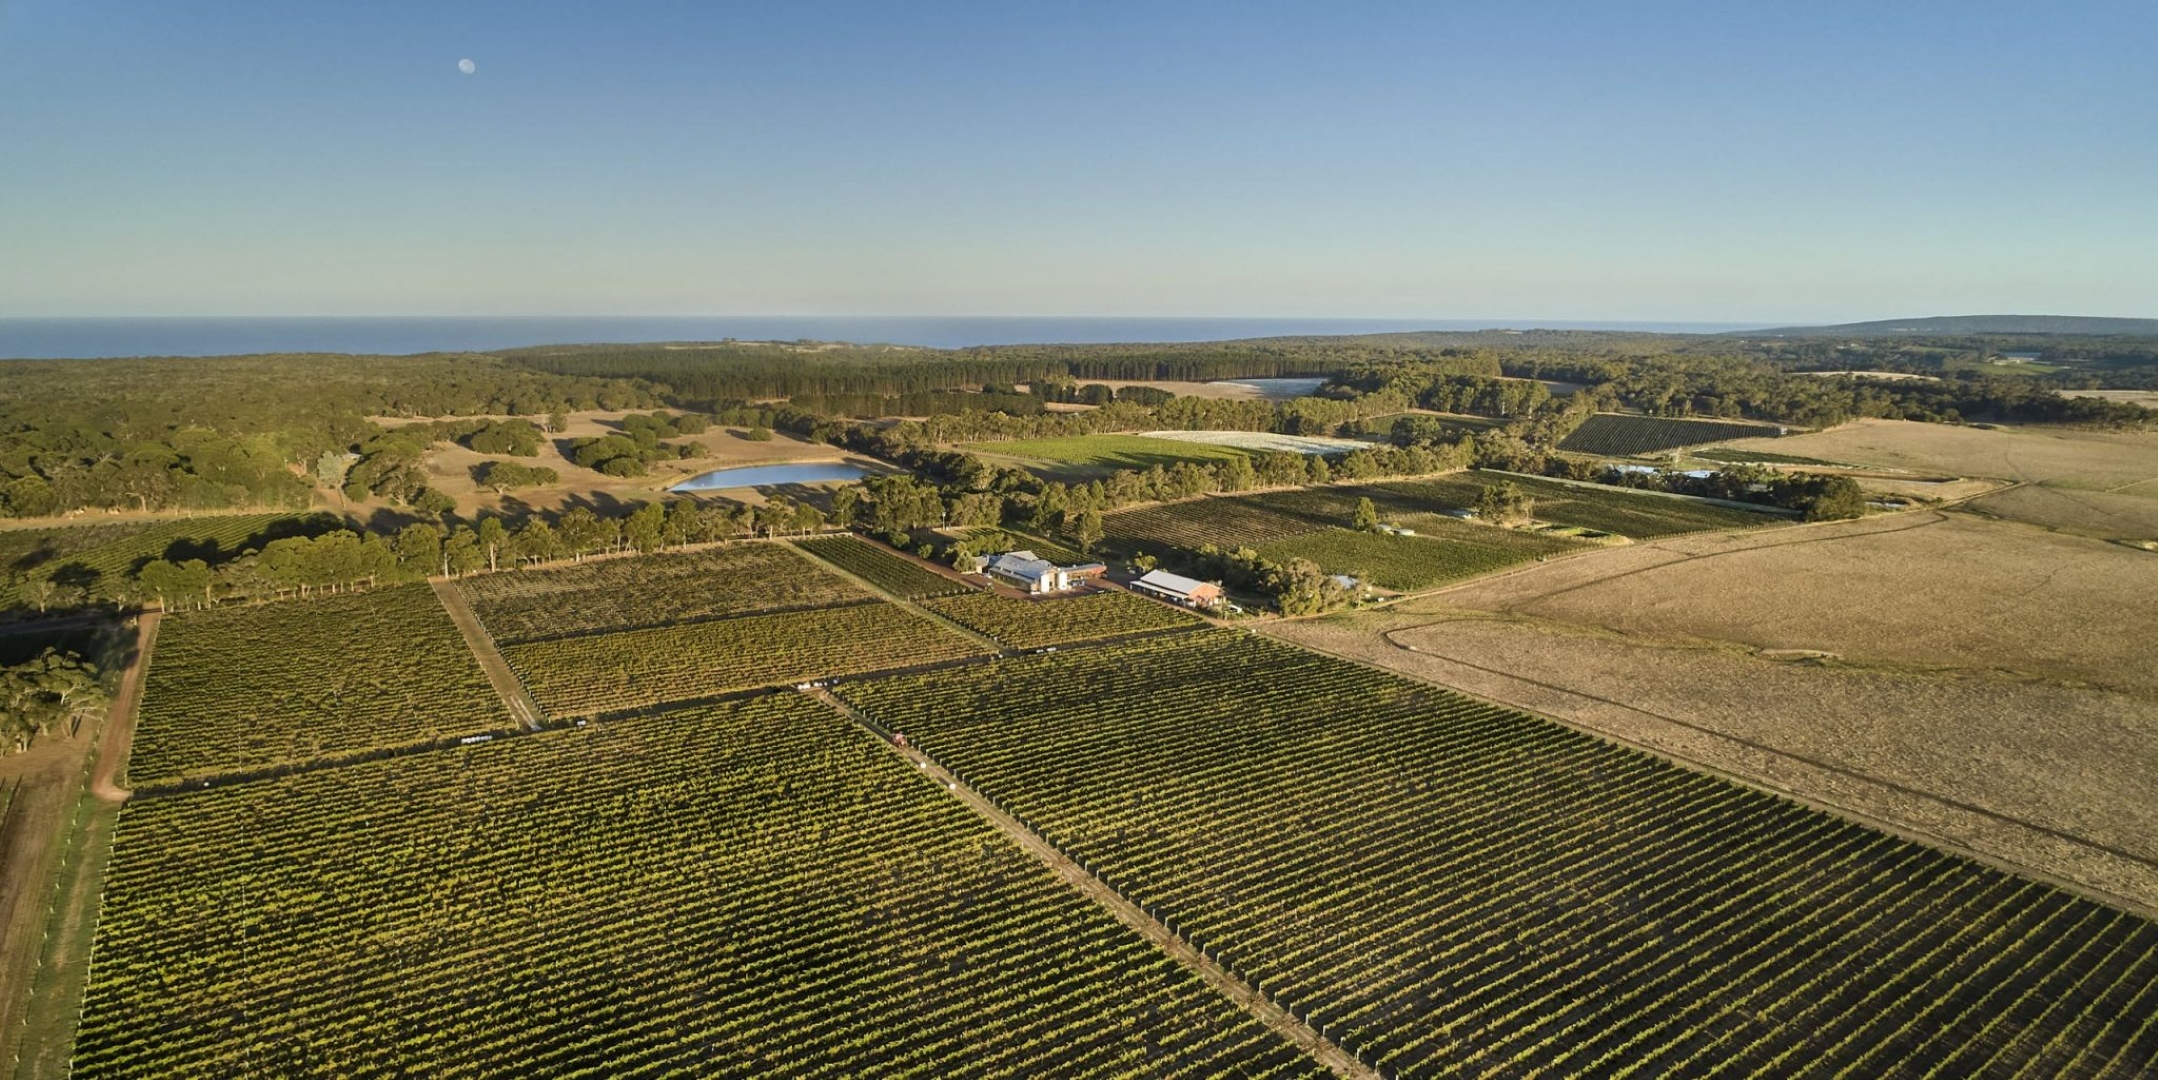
left=1736, top=315, right=2158, bottom=337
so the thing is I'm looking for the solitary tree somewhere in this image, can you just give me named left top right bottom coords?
left=476, top=516, right=509, bottom=572
left=1476, top=481, right=1534, bottom=526
left=1352, top=496, right=1381, bottom=532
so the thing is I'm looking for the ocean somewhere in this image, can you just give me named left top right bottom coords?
left=0, top=315, right=1764, bottom=360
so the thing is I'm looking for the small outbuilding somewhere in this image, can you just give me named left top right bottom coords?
left=1131, top=569, right=1225, bottom=610
left=983, top=550, right=1107, bottom=594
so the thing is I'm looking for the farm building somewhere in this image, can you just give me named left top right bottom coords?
left=1131, top=569, right=1224, bottom=610
left=982, top=550, right=1107, bottom=594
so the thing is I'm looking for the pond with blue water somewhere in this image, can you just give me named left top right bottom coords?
left=670, top=462, right=874, bottom=492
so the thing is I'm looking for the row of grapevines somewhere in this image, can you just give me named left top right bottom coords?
left=1101, top=498, right=1326, bottom=551
left=130, top=585, right=512, bottom=787
left=78, top=694, right=1325, bottom=1079
left=839, top=630, right=2158, bottom=1079
left=793, top=535, right=969, bottom=599
left=459, top=542, right=874, bottom=644
left=917, top=590, right=1201, bottom=650
left=501, top=603, right=986, bottom=716
left=1557, top=413, right=1784, bottom=456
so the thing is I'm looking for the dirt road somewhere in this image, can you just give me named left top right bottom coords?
left=430, top=579, right=545, bottom=729
left=89, top=611, right=158, bottom=802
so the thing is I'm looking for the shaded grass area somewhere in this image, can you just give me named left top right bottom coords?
left=1256, top=528, right=1571, bottom=592
left=1375, top=474, right=1785, bottom=538
left=1559, top=414, right=1785, bottom=456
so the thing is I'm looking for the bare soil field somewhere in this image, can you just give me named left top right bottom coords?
left=1799, top=370, right=1941, bottom=381
left=1267, top=506, right=2158, bottom=911
left=1718, top=418, right=2158, bottom=537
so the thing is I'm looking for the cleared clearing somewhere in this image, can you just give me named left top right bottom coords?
left=1718, top=418, right=2158, bottom=538
left=1142, top=430, right=1369, bottom=454
left=1424, top=510, right=2158, bottom=697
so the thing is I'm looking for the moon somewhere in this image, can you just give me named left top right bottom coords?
left=458, top=58, right=476, bottom=75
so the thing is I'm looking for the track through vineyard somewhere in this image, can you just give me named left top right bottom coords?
left=76, top=695, right=1326, bottom=1079
left=840, top=630, right=2158, bottom=1078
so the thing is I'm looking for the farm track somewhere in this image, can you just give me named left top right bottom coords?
left=88, top=612, right=158, bottom=802
left=1286, top=623, right=2158, bottom=921
left=814, top=688, right=1374, bottom=1080
left=430, top=578, right=545, bottom=730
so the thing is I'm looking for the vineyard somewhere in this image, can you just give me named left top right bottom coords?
left=1558, top=413, right=1785, bottom=456
left=1101, top=497, right=1325, bottom=551
left=78, top=695, right=1323, bottom=1079
left=794, top=535, right=969, bottom=598
left=917, top=590, right=1201, bottom=650
left=841, top=630, right=2158, bottom=1079
left=129, top=585, right=512, bottom=787
left=501, top=603, right=985, bottom=716
left=1378, top=474, right=1785, bottom=538
left=459, top=542, right=874, bottom=643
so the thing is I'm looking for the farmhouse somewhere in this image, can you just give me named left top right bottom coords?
left=1131, top=569, right=1224, bottom=610
left=982, top=550, right=1106, bottom=594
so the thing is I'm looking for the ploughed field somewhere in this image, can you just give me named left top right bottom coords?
left=78, top=696, right=1320, bottom=1079
left=840, top=630, right=2158, bottom=1079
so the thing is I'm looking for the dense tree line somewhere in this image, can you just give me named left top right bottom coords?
left=1, top=648, right=105, bottom=753
left=6, top=329, right=2149, bottom=527
left=498, top=338, right=1496, bottom=405
left=787, top=389, right=1048, bottom=419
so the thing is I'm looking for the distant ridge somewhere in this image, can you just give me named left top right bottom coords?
left=1735, top=314, right=2158, bottom=337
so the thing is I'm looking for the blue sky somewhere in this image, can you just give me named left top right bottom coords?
left=2, top=1, right=2152, bottom=320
